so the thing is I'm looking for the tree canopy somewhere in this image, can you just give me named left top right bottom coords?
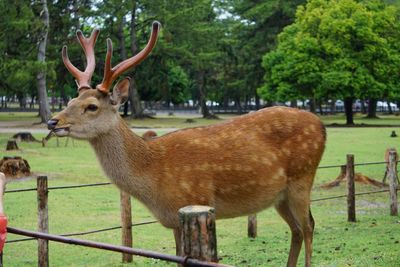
left=1, top=0, right=400, bottom=122
left=259, top=0, right=400, bottom=124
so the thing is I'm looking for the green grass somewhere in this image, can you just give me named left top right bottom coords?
left=0, top=112, right=40, bottom=122
left=321, top=113, right=400, bottom=126
left=1, top=113, right=400, bottom=266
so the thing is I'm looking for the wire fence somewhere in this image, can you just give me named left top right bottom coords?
left=3, top=154, right=398, bottom=266
left=311, top=189, right=390, bottom=202
left=5, top=158, right=396, bottom=244
left=5, top=159, right=395, bottom=194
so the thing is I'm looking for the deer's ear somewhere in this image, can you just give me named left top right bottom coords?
left=111, top=78, right=130, bottom=105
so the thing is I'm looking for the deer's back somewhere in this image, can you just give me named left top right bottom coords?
left=146, top=107, right=326, bottom=226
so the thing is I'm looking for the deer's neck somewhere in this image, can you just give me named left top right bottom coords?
left=89, top=119, right=154, bottom=203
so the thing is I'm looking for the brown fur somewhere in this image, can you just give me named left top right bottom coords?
left=142, top=130, right=158, bottom=140
left=49, top=85, right=326, bottom=267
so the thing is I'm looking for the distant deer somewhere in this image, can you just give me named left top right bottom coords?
left=142, top=130, right=158, bottom=140
left=47, top=22, right=326, bottom=267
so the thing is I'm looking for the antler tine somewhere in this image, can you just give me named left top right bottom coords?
left=62, top=29, right=100, bottom=92
left=96, top=21, right=161, bottom=93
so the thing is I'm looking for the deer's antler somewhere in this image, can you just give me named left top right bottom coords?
left=62, top=29, right=99, bottom=92
left=96, top=21, right=161, bottom=93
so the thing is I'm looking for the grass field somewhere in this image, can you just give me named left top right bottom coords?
left=1, top=111, right=400, bottom=266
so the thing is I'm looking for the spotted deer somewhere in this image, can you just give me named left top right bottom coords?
left=142, top=130, right=158, bottom=140
left=47, top=22, right=326, bottom=267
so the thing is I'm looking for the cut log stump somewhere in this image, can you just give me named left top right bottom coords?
left=0, top=156, right=31, bottom=178
left=6, top=140, right=18, bottom=151
left=178, top=205, right=218, bottom=263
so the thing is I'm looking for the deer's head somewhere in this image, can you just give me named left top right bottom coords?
left=48, top=22, right=160, bottom=139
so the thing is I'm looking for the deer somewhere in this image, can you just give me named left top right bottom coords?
left=142, top=130, right=158, bottom=140
left=47, top=21, right=326, bottom=267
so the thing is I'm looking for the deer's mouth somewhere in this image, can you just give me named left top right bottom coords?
left=52, top=127, right=70, bottom=137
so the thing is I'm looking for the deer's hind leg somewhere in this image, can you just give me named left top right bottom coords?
left=275, top=195, right=303, bottom=267
left=276, top=182, right=314, bottom=267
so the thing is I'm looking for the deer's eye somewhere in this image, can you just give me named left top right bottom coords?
left=86, top=104, right=98, bottom=112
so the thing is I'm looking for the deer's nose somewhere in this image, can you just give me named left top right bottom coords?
left=47, top=119, right=59, bottom=130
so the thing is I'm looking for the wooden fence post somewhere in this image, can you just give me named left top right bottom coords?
left=120, top=190, right=133, bottom=262
left=388, top=150, right=398, bottom=216
left=247, top=214, right=257, bottom=238
left=346, top=154, right=356, bottom=222
left=37, top=176, right=49, bottom=267
left=178, top=205, right=218, bottom=263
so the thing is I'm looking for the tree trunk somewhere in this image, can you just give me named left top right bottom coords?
left=330, top=99, right=336, bottom=114
left=129, top=79, right=144, bottom=118
left=198, top=70, right=217, bottom=119
left=128, top=0, right=144, bottom=118
left=36, top=0, right=51, bottom=123
left=318, top=101, right=323, bottom=115
left=255, top=89, right=260, bottom=110
left=309, top=99, right=316, bottom=113
left=117, top=14, right=130, bottom=117
left=361, top=100, right=367, bottom=114
left=387, top=100, right=393, bottom=114
left=344, top=97, right=354, bottom=125
left=235, top=96, right=242, bottom=114
left=367, top=98, right=378, bottom=118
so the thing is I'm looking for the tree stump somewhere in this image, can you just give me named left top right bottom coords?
left=178, top=205, right=218, bottom=263
left=6, top=140, right=18, bottom=151
left=0, top=156, right=31, bottom=178
left=321, top=165, right=387, bottom=189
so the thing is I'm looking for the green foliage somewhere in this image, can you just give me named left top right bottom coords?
left=0, top=1, right=41, bottom=96
left=3, top=0, right=400, bottom=115
left=167, top=65, right=190, bottom=105
left=0, top=0, right=307, bottom=113
left=260, top=0, right=400, bottom=103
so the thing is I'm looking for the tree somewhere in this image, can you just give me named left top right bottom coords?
left=228, top=0, right=306, bottom=109
left=0, top=1, right=42, bottom=109
left=36, top=0, right=51, bottom=122
left=260, top=0, right=400, bottom=124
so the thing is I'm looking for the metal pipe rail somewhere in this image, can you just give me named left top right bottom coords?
left=7, top=227, right=231, bottom=267
left=6, top=220, right=158, bottom=244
